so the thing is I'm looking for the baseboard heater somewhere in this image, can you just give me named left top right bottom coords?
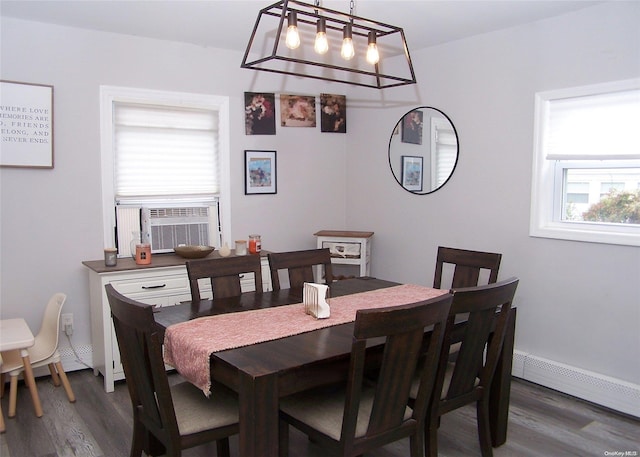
left=513, top=350, right=640, bottom=418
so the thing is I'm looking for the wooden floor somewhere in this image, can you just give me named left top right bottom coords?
left=1, top=369, right=638, bottom=457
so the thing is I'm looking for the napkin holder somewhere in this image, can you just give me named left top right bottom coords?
left=303, top=282, right=330, bottom=319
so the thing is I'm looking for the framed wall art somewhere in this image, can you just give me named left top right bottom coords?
left=401, top=109, right=423, bottom=145
left=0, top=80, right=54, bottom=168
left=401, top=155, right=423, bottom=192
left=320, top=93, right=346, bottom=133
left=280, top=94, right=316, bottom=127
left=245, top=150, right=277, bottom=195
left=244, top=92, right=276, bottom=135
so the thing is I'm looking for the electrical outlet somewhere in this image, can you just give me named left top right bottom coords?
left=61, top=313, right=73, bottom=336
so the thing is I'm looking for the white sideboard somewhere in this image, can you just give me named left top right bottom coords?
left=83, top=252, right=271, bottom=393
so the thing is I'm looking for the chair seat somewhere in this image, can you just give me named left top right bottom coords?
left=171, top=382, right=239, bottom=436
left=0, top=348, right=61, bottom=375
left=280, top=385, right=413, bottom=441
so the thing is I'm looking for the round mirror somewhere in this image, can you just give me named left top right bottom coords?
left=388, top=107, right=459, bottom=194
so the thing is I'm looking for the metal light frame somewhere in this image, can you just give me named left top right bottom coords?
left=241, top=0, right=417, bottom=89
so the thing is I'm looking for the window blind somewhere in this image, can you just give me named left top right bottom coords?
left=114, top=102, right=219, bottom=201
left=545, top=88, right=640, bottom=160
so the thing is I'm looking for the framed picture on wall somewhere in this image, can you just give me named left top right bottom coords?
left=320, top=93, right=346, bottom=133
left=245, top=150, right=277, bottom=194
left=0, top=80, right=54, bottom=168
left=280, top=94, right=316, bottom=127
left=401, top=155, right=423, bottom=192
left=401, top=109, right=423, bottom=145
left=244, top=92, right=276, bottom=135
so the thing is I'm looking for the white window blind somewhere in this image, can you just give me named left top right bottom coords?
left=114, top=102, right=219, bottom=201
left=545, top=88, right=640, bottom=160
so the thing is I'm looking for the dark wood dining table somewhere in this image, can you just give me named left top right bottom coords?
left=154, top=277, right=516, bottom=457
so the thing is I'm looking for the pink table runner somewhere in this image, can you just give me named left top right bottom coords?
left=163, top=284, right=446, bottom=395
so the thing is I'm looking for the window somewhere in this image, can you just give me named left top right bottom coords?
left=100, top=86, right=230, bottom=256
left=530, top=79, right=640, bottom=246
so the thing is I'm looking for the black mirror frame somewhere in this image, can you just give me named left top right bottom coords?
left=388, top=106, right=459, bottom=195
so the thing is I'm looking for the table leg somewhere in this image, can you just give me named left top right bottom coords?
left=489, top=307, right=516, bottom=447
left=238, top=371, right=279, bottom=457
left=20, top=351, right=43, bottom=418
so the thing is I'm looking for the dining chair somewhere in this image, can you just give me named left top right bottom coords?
left=104, top=284, right=239, bottom=457
left=186, top=254, right=263, bottom=301
left=0, top=293, right=75, bottom=417
left=278, top=293, right=453, bottom=457
left=412, top=277, right=519, bottom=457
left=267, top=248, right=334, bottom=290
left=433, top=246, right=502, bottom=289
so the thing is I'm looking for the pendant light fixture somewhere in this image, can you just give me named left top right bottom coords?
left=241, top=0, right=417, bottom=89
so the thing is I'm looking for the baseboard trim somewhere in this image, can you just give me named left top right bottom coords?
left=513, top=350, right=640, bottom=418
left=58, top=344, right=94, bottom=373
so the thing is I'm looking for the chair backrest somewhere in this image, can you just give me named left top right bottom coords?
left=30, top=293, right=67, bottom=363
left=437, top=277, right=519, bottom=412
left=267, top=248, right=334, bottom=290
left=186, top=255, right=262, bottom=301
left=433, top=246, right=502, bottom=289
left=340, top=293, right=452, bottom=447
left=104, top=284, right=179, bottom=448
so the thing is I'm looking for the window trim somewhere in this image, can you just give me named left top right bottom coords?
left=99, top=86, right=231, bottom=249
left=530, top=79, right=640, bottom=247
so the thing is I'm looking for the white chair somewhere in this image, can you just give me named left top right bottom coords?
left=0, top=293, right=76, bottom=417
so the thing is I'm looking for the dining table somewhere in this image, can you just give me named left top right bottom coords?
left=154, top=277, right=516, bottom=457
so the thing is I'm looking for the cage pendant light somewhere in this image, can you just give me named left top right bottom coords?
left=241, top=0, right=417, bottom=89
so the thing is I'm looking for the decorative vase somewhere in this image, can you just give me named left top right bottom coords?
left=130, top=231, right=141, bottom=260
left=219, top=243, right=231, bottom=257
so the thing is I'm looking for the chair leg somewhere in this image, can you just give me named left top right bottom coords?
left=0, top=404, right=5, bottom=433
left=48, top=363, right=61, bottom=387
left=0, top=373, right=5, bottom=398
left=477, top=399, right=494, bottom=457
left=425, top=414, right=439, bottom=457
left=8, top=375, right=18, bottom=418
left=410, top=431, right=423, bottom=457
left=216, top=437, right=231, bottom=457
left=53, top=362, right=76, bottom=403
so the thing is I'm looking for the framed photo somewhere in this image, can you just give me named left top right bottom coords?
left=401, top=156, right=423, bottom=192
left=401, top=109, right=423, bottom=145
left=1, top=80, right=54, bottom=168
left=320, top=93, right=346, bottom=133
left=280, top=95, right=316, bottom=127
left=245, top=150, right=277, bottom=195
left=244, top=92, right=276, bottom=135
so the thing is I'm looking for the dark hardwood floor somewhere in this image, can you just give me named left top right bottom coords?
left=1, top=369, right=638, bottom=456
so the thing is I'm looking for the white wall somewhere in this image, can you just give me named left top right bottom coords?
left=0, top=17, right=347, bottom=349
left=345, top=1, right=640, bottom=393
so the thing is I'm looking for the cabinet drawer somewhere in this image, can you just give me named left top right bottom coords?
left=110, top=274, right=189, bottom=296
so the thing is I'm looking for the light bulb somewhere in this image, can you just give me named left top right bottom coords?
left=341, top=24, right=355, bottom=60
left=314, top=18, right=329, bottom=54
left=285, top=12, right=300, bottom=49
left=366, top=31, right=379, bottom=64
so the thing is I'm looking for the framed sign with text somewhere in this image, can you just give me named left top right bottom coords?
left=0, top=80, right=54, bottom=168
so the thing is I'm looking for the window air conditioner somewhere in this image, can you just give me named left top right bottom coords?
left=116, top=204, right=220, bottom=257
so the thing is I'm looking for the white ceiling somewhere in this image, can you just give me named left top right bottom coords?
left=0, top=0, right=605, bottom=52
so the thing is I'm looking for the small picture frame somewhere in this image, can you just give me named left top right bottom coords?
left=401, top=109, right=423, bottom=145
left=244, top=92, right=276, bottom=135
left=401, top=156, right=423, bottom=192
left=1, top=80, right=54, bottom=168
left=320, top=93, right=346, bottom=133
left=245, top=150, right=277, bottom=195
left=280, top=94, right=316, bottom=127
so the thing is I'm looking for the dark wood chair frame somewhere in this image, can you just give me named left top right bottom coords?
left=268, top=248, right=335, bottom=290
left=186, top=255, right=262, bottom=301
left=422, top=277, right=519, bottom=457
left=104, top=284, right=239, bottom=457
left=433, top=246, right=502, bottom=289
left=278, top=293, right=453, bottom=457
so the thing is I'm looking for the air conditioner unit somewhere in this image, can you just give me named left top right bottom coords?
left=116, top=204, right=220, bottom=257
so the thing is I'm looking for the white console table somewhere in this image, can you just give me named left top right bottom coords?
left=83, top=251, right=271, bottom=393
left=314, top=230, right=374, bottom=277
